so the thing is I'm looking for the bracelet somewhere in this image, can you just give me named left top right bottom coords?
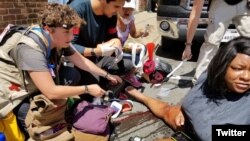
left=91, top=48, right=96, bottom=56
left=84, top=85, right=88, bottom=93
left=104, top=72, right=109, bottom=79
left=185, top=42, right=192, bottom=46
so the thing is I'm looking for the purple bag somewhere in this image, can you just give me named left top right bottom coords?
left=72, top=101, right=115, bottom=135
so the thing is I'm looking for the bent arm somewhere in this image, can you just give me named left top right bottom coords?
left=182, top=0, right=204, bottom=60
left=29, top=71, right=87, bottom=99
left=125, top=86, right=184, bottom=130
left=68, top=51, right=108, bottom=78
left=73, top=38, right=122, bottom=57
left=66, top=46, right=122, bottom=84
left=143, top=96, right=183, bottom=130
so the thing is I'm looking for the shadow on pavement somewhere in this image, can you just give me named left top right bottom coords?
left=155, top=38, right=202, bottom=62
left=110, top=111, right=174, bottom=141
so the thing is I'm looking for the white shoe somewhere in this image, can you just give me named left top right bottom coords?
left=110, top=101, right=122, bottom=119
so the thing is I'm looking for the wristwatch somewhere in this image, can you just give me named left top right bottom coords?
left=91, top=48, right=96, bottom=56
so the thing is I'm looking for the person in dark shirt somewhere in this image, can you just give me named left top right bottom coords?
left=62, top=0, right=133, bottom=92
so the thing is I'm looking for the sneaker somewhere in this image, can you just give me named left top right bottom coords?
left=124, top=74, right=142, bottom=88
left=110, top=101, right=122, bottom=119
left=121, top=100, right=133, bottom=112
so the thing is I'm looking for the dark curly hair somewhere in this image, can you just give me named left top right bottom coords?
left=39, top=3, right=85, bottom=29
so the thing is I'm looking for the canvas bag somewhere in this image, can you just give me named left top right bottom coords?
left=0, top=25, right=46, bottom=118
left=25, top=95, right=74, bottom=141
left=72, top=128, right=109, bottom=141
left=73, top=100, right=116, bottom=135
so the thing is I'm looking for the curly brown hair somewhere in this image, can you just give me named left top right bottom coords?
left=39, top=3, right=85, bottom=29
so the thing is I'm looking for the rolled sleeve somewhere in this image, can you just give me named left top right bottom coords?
left=73, top=43, right=86, bottom=54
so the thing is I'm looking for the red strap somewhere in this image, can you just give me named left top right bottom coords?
left=146, top=42, right=155, bottom=60
left=72, top=27, right=80, bottom=35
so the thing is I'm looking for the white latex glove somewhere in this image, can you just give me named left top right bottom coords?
left=127, top=42, right=134, bottom=49
left=131, top=43, right=145, bottom=68
left=100, top=42, right=116, bottom=56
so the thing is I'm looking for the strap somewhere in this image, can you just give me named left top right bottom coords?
left=27, top=26, right=50, bottom=58
left=131, top=43, right=145, bottom=68
left=25, top=27, right=60, bottom=84
left=114, top=46, right=123, bottom=63
left=27, top=31, right=48, bottom=57
left=9, top=26, right=34, bottom=92
left=0, top=58, right=16, bottom=66
left=162, top=59, right=187, bottom=82
left=8, top=89, right=29, bottom=101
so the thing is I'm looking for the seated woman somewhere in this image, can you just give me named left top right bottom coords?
left=125, top=36, right=250, bottom=141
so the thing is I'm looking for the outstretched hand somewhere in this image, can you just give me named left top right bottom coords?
left=182, top=46, right=192, bottom=60
left=97, top=42, right=116, bottom=56
left=106, top=74, right=122, bottom=85
left=140, top=31, right=149, bottom=38
left=154, top=138, right=173, bottom=141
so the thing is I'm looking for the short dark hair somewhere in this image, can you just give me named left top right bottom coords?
left=203, top=36, right=250, bottom=98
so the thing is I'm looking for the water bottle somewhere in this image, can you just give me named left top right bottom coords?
left=155, top=57, right=160, bottom=68
left=0, top=132, right=6, bottom=141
